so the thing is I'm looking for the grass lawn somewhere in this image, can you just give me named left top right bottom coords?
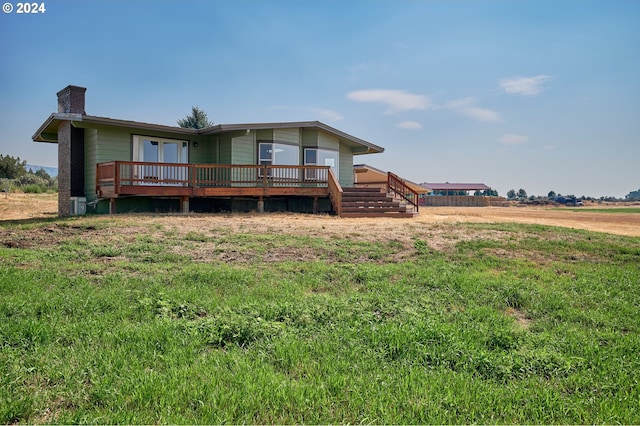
left=1, top=215, right=639, bottom=424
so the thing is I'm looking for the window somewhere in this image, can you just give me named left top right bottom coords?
left=304, top=148, right=339, bottom=180
left=258, top=142, right=300, bottom=179
left=133, top=135, right=188, bottom=163
left=132, top=135, right=189, bottom=185
left=258, top=142, right=299, bottom=166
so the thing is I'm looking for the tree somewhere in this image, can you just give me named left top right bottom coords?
left=0, top=154, right=27, bottom=179
left=626, top=188, right=640, bottom=201
left=517, top=188, right=528, bottom=199
left=507, top=189, right=516, bottom=199
left=547, top=190, right=556, bottom=198
left=177, top=106, right=213, bottom=129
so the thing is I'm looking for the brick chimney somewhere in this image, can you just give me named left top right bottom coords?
left=57, top=85, right=86, bottom=114
left=57, top=85, right=87, bottom=216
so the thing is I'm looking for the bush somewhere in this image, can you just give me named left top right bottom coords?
left=22, top=184, right=44, bottom=194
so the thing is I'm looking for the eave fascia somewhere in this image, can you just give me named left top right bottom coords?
left=32, top=113, right=199, bottom=143
left=201, top=120, right=384, bottom=154
left=32, top=115, right=384, bottom=154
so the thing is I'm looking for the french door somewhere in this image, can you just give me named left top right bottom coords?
left=133, top=136, right=189, bottom=185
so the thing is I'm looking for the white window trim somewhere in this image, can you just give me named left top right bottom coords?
left=132, top=135, right=189, bottom=164
left=304, top=148, right=339, bottom=180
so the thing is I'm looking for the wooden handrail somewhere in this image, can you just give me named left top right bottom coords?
left=97, top=161, right=332, bottom=195
left=327, top=168, right=343, bottom=216
left=387, top=172, right=419, bottom=213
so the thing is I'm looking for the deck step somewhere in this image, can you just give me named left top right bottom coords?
left=342, top=207, right=410, bottom=213
left=342, top=187, right=384, bottom=193
left=341, top=212, right=418, bottom=218
left=342, top=193, right=390, bottom=199
left=338, top=187, right=417, bottom=218
left=342, top=202, right=401, bottom=208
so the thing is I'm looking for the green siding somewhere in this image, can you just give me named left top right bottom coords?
left=274, top=128, right=300, bottom=145
left=339, top=144, right=354, bottom=187
left=318, top=131, right=339, bottom=150
left=301, top=129, right=318, bottom=147
left=95, top=128, right=131, bottom=164
left=231, top=133, right=255, bottom=164
left=219, top=135, right=232, bottom=164
left=188, top=135, right=214, bottom=164
left=256, top=129, right=273, bottom=141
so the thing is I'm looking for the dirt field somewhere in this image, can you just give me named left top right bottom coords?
left=1, top=193, right=639, bottom=237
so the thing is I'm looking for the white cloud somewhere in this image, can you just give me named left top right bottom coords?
left=444, top=97, right=476, bottom=109
left=312, top=108, right=343, bottom=122
left=499, top=133, right=529, bottom=145
left=347, top=89, right=430, bottom=114
left=459, top=106, right=502, bottom=123
left=397, top=121, right=422, bottom=130
left=500, top=75, right=552, bottom=96
left=445, top=97, right=502, bottom=123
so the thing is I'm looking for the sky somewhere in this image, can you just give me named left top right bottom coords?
left=1, top=0, right=639, bottom=198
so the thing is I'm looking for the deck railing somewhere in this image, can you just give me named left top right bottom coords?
left=387, top=172, right=419, bottom=213
left=327, top=168, right=343, bottom=217
left=97, top=161, right=331, bottom=194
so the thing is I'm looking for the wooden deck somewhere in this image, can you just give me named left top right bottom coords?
left=96, top=162, right=333, bottom=199
left=96, top=162, right=418, bottom=218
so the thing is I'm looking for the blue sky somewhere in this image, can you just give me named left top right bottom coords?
left=1, top=0, right=638, bottom=198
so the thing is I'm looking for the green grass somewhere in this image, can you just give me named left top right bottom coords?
left=1, top=216, right=639, bottom=424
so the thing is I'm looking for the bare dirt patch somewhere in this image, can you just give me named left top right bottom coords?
left=0, top=193, right=58, bottom=220
left=2, top=194, right=639, bottom=240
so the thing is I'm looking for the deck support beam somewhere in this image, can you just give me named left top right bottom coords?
left=257, top=196, right=264, bottom=213
left=109, top=198, right=116, bottom=214
left=313, top=197, right=319, bottom=214
left=180, top=196, right=189, bottom=213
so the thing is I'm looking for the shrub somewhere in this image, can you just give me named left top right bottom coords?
left=21, top=184, right=44, bottom=194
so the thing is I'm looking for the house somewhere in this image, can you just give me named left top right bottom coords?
left=420, top=182, right=506, bottom=207
left=33, top=85, right=417, bottom=217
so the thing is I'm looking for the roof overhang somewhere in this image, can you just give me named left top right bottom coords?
left=353, top=164, right=429, bottom=194
left=32, top=113, right=198, bottom=143
left=33, top=116, right=383, bottom=154
left=201, top=121, right=383, bottom=154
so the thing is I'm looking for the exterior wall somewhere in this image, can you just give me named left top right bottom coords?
left=188, top=135, right=214, bottom=164
left=256, top=129, right=273, bottom=141
left=84, top=129, right=98, bottom=201
left=231, top=132, right=255, bottom=164
left=218, top=134, right=232, bottom=164
left=339, top=144, right=354, bottom=187
left=70, top=126, right=85, bottom=197
left=317, top=130, right=339, bottom=150
left=274, top=128, right=300, bottom=144
left=301, top=129, right=318, bottom=148
left=57, top=121, right=71, bottom=216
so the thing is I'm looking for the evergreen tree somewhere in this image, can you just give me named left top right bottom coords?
left=177, top=106, right=214, bottom=129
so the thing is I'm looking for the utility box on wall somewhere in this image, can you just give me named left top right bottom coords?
left=69, top=197, right=87, bottom=215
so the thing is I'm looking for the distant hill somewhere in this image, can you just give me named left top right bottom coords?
left=25, top=164, right=58, bottom=177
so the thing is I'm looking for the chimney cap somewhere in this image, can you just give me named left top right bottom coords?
left=56, top=85, right=87, bottom=97
left=57, top=85, right=87, bottom=114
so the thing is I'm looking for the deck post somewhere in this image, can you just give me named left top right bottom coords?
left=313, top=197, right=319, bottom=214
left=109, top=198, right=116, bottom=214
left=257, top=196, right=264, bottom=213
left=180, top=196, right=189, bottom=213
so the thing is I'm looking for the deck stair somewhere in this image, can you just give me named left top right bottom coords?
left=340, top=187, right=417, bottom=218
